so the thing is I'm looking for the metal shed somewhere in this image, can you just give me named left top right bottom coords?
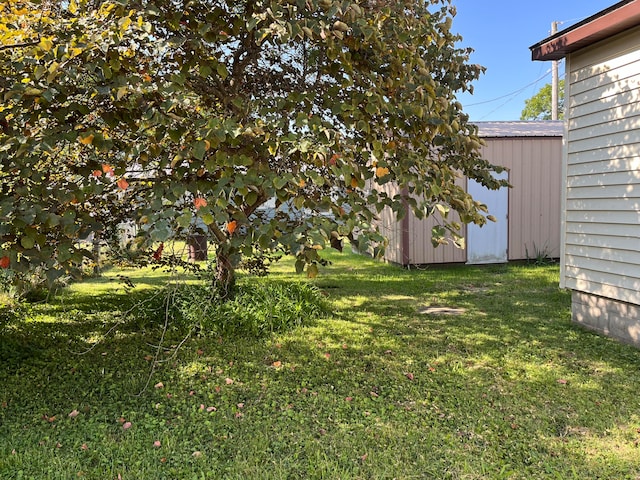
left=379, top=120, right=564, bottom=266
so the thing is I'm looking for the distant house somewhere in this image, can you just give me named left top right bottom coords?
left=531, top=0, right=640, bottom=345
left=379, top=121, right=563, bottom=265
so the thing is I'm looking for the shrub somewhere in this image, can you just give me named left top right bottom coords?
left=128, top=279, right=330, bottom=337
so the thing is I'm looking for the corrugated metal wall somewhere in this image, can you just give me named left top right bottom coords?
left=482, top=137, right=563, bottom=260
left=379, top=135, right=562, bottom=265
left=405, top=178, right=467, bottom=265
left=377, top=182, right=404, bottom=265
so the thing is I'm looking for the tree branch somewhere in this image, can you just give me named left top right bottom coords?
left=0, top=40, right=40, bottom=51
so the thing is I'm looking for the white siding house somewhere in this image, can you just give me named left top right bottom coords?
left=531, top=0, right=640, bottom=346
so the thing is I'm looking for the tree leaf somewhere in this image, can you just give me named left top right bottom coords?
left=307, top=263, right=319, bottom=279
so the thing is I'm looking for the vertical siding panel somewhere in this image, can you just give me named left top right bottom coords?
left=378, top=125, right=563, bottom=265
left=377, top=183, right=403, bottom=265
left=407, top=176, right=467, bottom=264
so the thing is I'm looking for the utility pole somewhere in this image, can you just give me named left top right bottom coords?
left=551, top=21, right=559, bottom=120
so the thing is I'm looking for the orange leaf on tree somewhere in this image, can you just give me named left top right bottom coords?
left=194, top=197, right=207, bottom=210
left=92, top=170, right=102, bottom=177
left=0, top=256, right=9, bottom=269
left=226, top=220, right=237, bottom=235
left=102, top=164, right=114, bottom=176
left=78, top=134, right=94, bottom=145
left=116, top=178, right=129, bottom=190
left=350, top=177, right=359, bottom=188
left=376, top=166, right=390, bottom=178
left=153, top=242, right=164, bottom=260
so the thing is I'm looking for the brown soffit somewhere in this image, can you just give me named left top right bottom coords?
left=530, top=0, right=640, bottom=61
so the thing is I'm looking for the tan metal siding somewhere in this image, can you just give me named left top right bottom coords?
left=376, top=183, right=404, bottom=265
left=563, top=26, right=640, bottom=305
left=406, top=202, right=467, bottom=265
left=480, top=137, right=562, bottom=260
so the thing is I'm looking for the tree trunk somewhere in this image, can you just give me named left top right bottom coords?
left=214, top=249, right=235, bottom=299
left=187, top=234, right=207, bottom=261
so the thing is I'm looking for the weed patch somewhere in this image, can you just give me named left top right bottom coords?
left=128, top=279, right=330, bottom=337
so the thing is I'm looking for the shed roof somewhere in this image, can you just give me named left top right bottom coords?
left=530, top=0, right=640, bottom=61
left=473, top=121, right=564, bottom=138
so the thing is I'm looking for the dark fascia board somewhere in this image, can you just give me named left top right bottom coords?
left=530, top=0, right=640, bottom=61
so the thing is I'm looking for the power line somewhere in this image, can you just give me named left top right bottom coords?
left=478, top=71, right=566, bottom=121
left=465, top=68, right=555, bottom=107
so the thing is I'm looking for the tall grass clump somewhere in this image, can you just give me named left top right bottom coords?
left=129, top=279, right=330, bottom=337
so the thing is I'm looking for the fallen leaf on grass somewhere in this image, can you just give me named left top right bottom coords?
left=206, top=406, right=216, bottom=412
left=192, top=451, right=202, bottom=458
left=272, top=360, right=282, bottom=368
left=68, top=410, right=79, bottom=418
left=81, top=443, right=88, bottom=450
left=345, top=397, right=353, bottom=402
left=154, top=382, right=164, bottom=389
left=122, top=421, right=132, bottom=430
left=153, top=441, right=161, bottom=447
left=225, top=378, right=234, bottom=385
left=405, top=372, right=415, bottom=381
left=557, top=379, right=567, bottom=384
left=369, top=391, right=379, bottom=398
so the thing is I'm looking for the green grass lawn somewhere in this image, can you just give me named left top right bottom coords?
left=2, top=251, right=640, bottom=479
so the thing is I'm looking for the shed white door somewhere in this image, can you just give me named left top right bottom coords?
left=466, top=172, right=509, bottom=264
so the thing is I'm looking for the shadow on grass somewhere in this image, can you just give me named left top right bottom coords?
left=2, top=260, right=640, bottom=478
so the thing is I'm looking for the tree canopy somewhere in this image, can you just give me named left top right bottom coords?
left=520, top=80, right=565, bottom=121
left=1, top=0, right=507, bottom=290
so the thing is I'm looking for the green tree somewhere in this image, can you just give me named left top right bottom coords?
left=520, top=80, right=565, bottom=120
left=1, top=0, right=507, bottom=293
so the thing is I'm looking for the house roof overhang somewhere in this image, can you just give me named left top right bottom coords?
left=530, top=0, right=640, bottom=61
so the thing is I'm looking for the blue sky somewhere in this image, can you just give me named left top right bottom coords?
left=450, top=0, right=616, bottom=121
